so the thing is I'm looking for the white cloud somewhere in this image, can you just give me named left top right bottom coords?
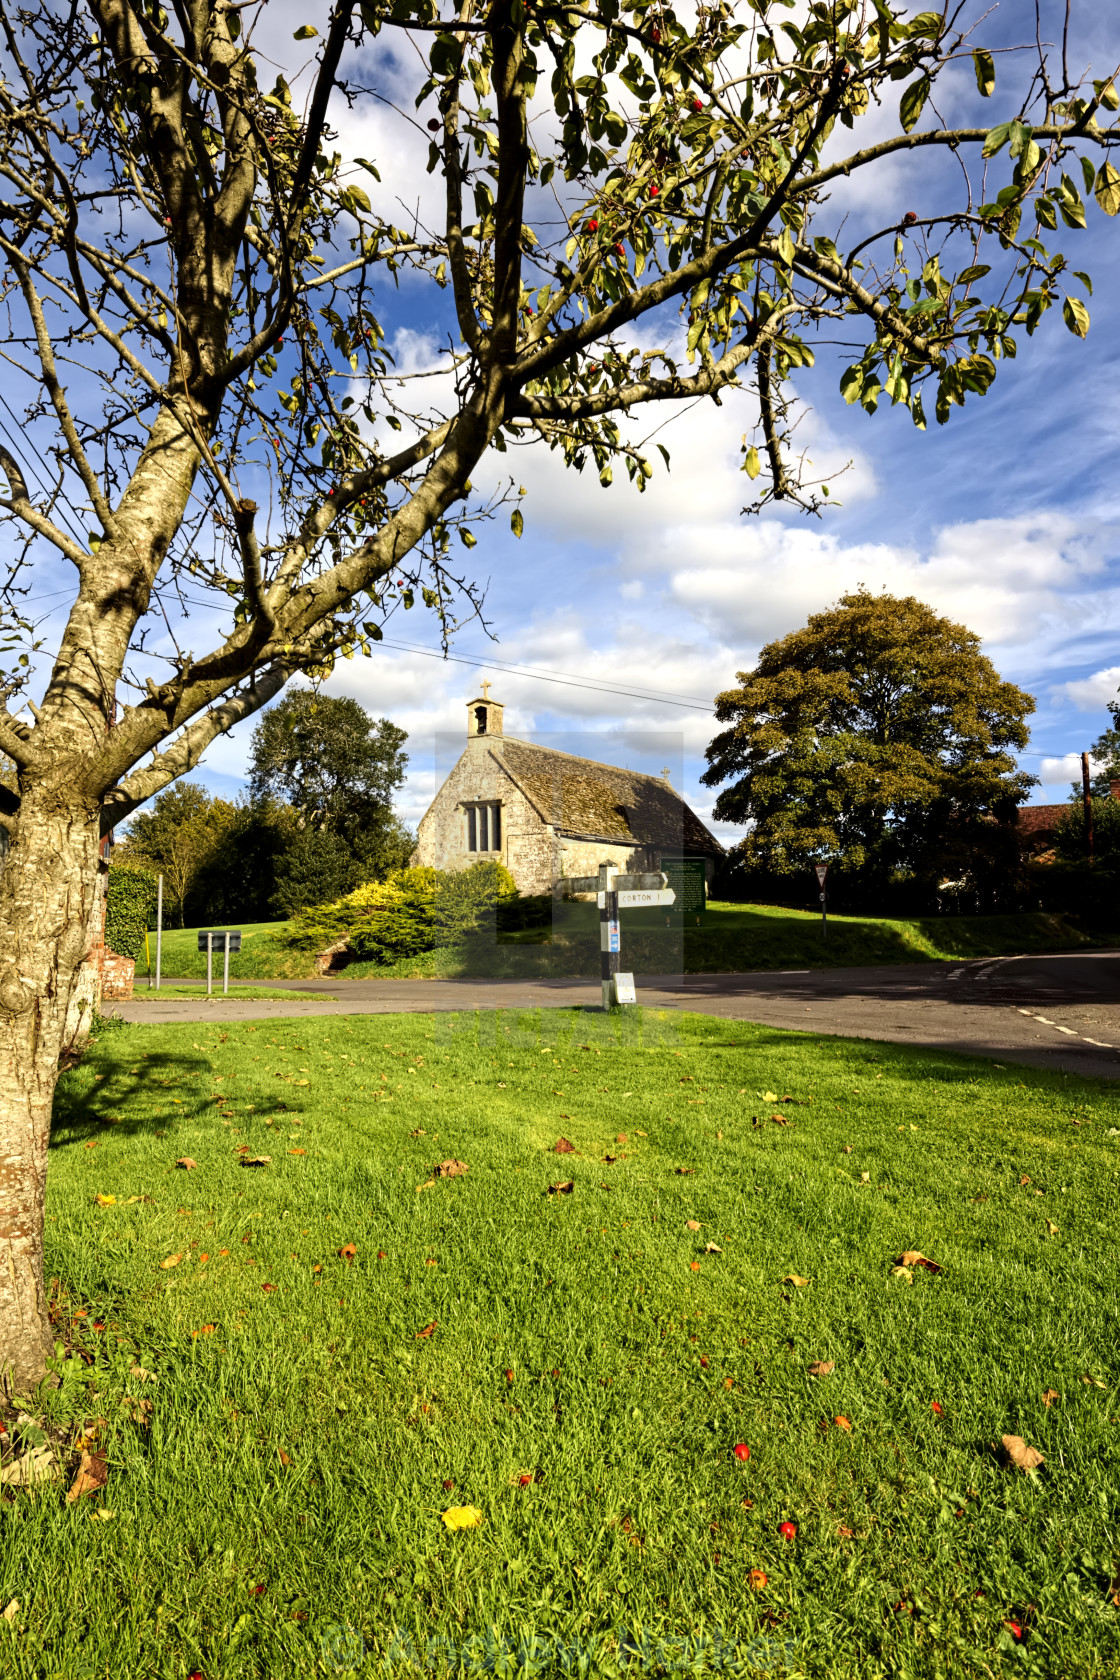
left=1055, top=666, right=1120, bottom=711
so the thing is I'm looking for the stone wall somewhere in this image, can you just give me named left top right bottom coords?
left=413, top=738, right=562, bottom=894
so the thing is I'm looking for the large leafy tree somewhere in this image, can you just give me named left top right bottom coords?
left=703, top=591, right=1036, bottom=884
left=0, top=2, right=1117, bottom=1387
left=248, top=690, right=412, bottom=900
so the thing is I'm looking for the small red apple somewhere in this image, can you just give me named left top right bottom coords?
left=651, top=26, right=660, bottom=43
left=904, top=210, right=918, bottom=225
left=778, top=1521, right=797, bottom=1540
left=733, top=1443, right=750, bottom=1462
left=614, top=242, right=625, bottom=258
left=692, top=98, right=703, bottom=111
left=518, top=1474, right=532, bottom=1486
left=650, top=185, right=659, bottom=196
left=442, top=1478, right=454, bottom=1490
left=1004, top=1621, right=1023, bottom=1642
left=524, top=304, right=533, bottom=315
left=587, top=218, right=599, bottom=232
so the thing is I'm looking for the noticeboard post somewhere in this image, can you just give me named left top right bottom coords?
left=659, top=858, right=707, bottom=924
left=197, top=929, right=243, bottom=996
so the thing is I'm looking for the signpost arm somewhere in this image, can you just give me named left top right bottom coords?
left=206, top=931, right=213, bottom=997
left=155, top=874, right=162, bottom=992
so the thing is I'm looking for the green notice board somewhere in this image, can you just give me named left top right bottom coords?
left=659, top=857, right=707, bottom=916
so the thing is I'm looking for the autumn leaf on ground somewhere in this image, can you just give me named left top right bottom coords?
left=686, top=1220, right=701, bottom=1232
left=837, top=1524, right=855, bottom=1538
left=410, top=1129, right=427, bottom=1136
left=441, top=1505, right=484, bottom=1530
left=704, top=1243, right=722, bottom=1254
left=239, top=1156, right=271, bottom=1168
left=548, top=1180, right=574, bottom=1195
left=1045, top=1219, right=1059, bottom=1237
left=553, top=1138, right=575, bottom=1153
left=416, top=1178, right=436, bottom=1191
left=338, top=1243, right=357, bottom=1263
left=601, top=1154, right=621, bottom=1165
left=435, top=1159, right=469, bottom=1178
left=288, top=1148, right=306, bottom=1156
left=278, top=1450, right=292, bottom=1467
left=808, top=1361, right=835, bottom=1378
left=159, top=1253, right=183, bottom=1270
left=1042, top=1389, right=1060, bottom=1407
left=761, top=1092, right=778, bottom=1103
left=890, top=1266, right=914, bottom=1283
left=94, top=1194, right=116, bottom=1207
left=415, top=1322, right=437, bottom=1339
left=689, top=1260, right=700, bottom=1271
left=1082, top=1374, right=1107, bottom=1389
left=841, top=1145, right=852, bottom=1155
left=896, top=1251, right=942, bottom=1273
left=175, top=1158, right=197, bottom=1170
left=783, top=1274, right=809, bottom=1287
left=1, top=1599, right=19, bottom=1622
left=66, top=1451, right=109, bottom=1503
left=834, top=1416, right=853, bottom=1432
left=1000, top=1434, right=1044, bottom=1473
left=675, top=1167, right=695, bottom=1176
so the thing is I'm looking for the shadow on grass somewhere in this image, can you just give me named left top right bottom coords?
left=50, top=1046, right=214, bottom=1150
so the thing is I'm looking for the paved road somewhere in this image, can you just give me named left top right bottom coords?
left=109, top=949, right=1120, bottom=1080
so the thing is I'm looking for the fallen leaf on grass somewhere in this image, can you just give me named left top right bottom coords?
left=1045, top=1219, right=1059, bottom=1238
left=261, top=1283, right=277, bottom=1294
left=1042, top=1389, right=1060, bottom=1407
left=834, top=1415, right=852, bottom=1432
left=338, top=1243, right=357, bottom=1264
left=1020, top=1175, right=1031, bottom=1186
left=66, top=1451, right=109, bottom=1503
left=94, top=1194, right=116, bottom=1207
left=689, top=1261, right=700, bottom=1271
left=410, top=1129, right=427, bottom=1137
left=415, top=1322, right=437, bottom=1340
left=288, top=1148, right=306, bottom=1156
left=1082, top=1375, right=1107, bottom=1390
left=783, top=1274, right=810, bottom=1287
left=84, top=1140, right=98, bottom=1150
left=841, top=1146, right=852, bottom=1155
left=0, top=1445, right=58, bottom=1487
left=1, top=1599, right=18, bottom=1622
left=159, top=1253, right=183, bottom=1270
left=808, top=1361, right=835, bottom=1378
left=175, top=1158, right=197, bottom=1171
left=896, top=1251, right=942, bottom=1273
left=277, top=1450, right=292, bottom=1468
left=553, top=1138, right=575, bottom=1154
left=770, top=1115, right=789, bottom=1127
left=548, top=1180, right=574, bottom=1195
left=837, top=1524, right=855, bottom=1538
left=704, top=1243, right=722, bottom=1254
left=1000, top=1434, right=1044, bottom=1473
left=675, top=1167, right=696, bottom=1176
left=441, top=1505, right=484, bottom=1530
left=859, top=1172, right=870, bottom=1184
left=129, top=1364, right=157, bottom=1384
left=748, top=1569, right=768, bottom=1590
left=239, top=1156, right=271, bottom=1168
left=435, top=1159, right=469, bottom=1178
left=890, top=1266, right=913, bottom=1283
left=761, top=1092, right=778, bottom=1103
left=686, top=1220, right=701, bottom=1232
left=416, top=1179, right=436, bottom=1192
left=601, top=1154, right=622, bottom=1166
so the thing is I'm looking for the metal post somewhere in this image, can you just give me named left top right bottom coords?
left=821, top=887, right=827, bottom=938
left=223, top=933, right=230, bottom=995
left=599, top=862, right=620, bottom=1010
left=155, top=874, right=163, bottom=991
left=1083, top=751, right=1094, bottom=860
left=206, top=931, right=213, bottom=996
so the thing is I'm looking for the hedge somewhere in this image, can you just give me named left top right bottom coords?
left=105, top=865, right=160, bottom=962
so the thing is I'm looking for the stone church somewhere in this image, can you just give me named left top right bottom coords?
left=411, top=685, right=723, bottom=895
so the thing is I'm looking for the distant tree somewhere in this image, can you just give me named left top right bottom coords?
left=249, top=692, right=411, bottom=889
left=122, top=782, right=236, bottom=926
left=1073, top=707, right=1120, bottom=800
left=269, top=828, right=365, bottom=920
left=188, top=797, right=296, bottom=925
left=703, top=592, right=1036, bottom=892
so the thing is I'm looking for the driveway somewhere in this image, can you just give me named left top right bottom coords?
left=108, top=949, right=1120, bottom=1080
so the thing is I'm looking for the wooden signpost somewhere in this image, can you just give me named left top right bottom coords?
left=555, top=864, right=675, bottom=1009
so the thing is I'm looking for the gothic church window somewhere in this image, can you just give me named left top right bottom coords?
left=466, top=802, right=502, bottom=852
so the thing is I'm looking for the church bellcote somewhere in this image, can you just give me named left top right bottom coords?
left=467, top=679, right=504, bottom=738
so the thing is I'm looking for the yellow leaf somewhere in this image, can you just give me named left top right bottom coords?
left=1045, top=1219, right=1059, bottom=1237
left=761, top=1091, right=778, bottom=1103
left=441, top=1505, right=484, bottom=1530
left=159, top=1253, right=183, bottom=1270
left=94, top=1194, right=116, bottom=1207
left=783, top=1274, right=809, bottom=1287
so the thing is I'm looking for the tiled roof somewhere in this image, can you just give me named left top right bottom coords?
left=496, top=738, right=723, bottom=856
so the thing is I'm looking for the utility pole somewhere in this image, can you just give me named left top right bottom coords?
left=1082, top=752, right=1094, bottom=861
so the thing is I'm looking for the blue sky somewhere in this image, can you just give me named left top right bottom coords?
left=12, top=2, right=1120, bottom=844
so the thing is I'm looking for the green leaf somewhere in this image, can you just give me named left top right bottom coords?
left=906, top=10, right=944, bottom=40
left=293, top=24, right=319, bottom=39
left=743, top=445, right=761, bottom=480
left=430, top=32, right=462, bottom=79
left=460, top=528, right=477, bottom=548
left=1081, top=156, right=1097, bottom=195
left=1095, top=79, right=1120, bottom=112
left=510, top=509, right=523, bottom=538
left=344, top=184, right=372, bottom=214
left=956, top=264, right=991, bottom=286
left=972, top=49, right=995, bottom=98
left=839, top=364, right=864, bottom=405
left=1095, top=161, right=1120, bottom=216
left=899, top=76, right=930, bottom=135
left=776, top=226, right=795, bottom=267
left=1063, top=296, right=1090, bottom=337
left=1071, top=270, right=1093, bottom=296
left=982, top=122, right=1012, bottom=158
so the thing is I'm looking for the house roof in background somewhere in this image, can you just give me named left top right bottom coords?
left=496, top=737, right=723, bottom=856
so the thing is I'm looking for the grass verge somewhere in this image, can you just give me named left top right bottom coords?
left=127, top=985, right=328, bottom=1002
left=10, top=1007, right=1119, bottom=1678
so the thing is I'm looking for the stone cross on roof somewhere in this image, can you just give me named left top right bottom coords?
left=479, top=678, right=492, bottom=701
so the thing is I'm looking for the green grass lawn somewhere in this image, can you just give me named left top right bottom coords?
left=143, top=903, right=1090, bottom=988
left=11, top=1007, right=1120, bottom=1677
left=128, top=985, right=327, bottom=1002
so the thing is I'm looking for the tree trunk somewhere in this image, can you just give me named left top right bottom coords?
left=0, top=790, right=102, bottom=1394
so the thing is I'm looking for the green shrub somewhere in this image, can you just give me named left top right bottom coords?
left=284, top=861, right=520, bottom=965
left=105, top=865, right=159, bottom=961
